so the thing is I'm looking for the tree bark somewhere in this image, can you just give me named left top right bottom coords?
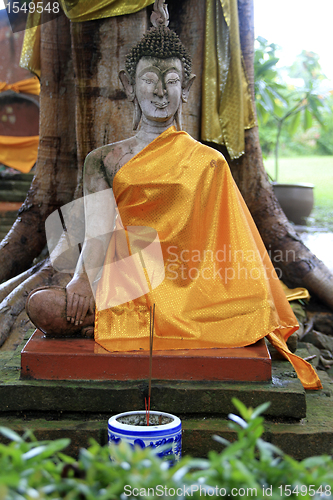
left=70, top=10, right=148, bottom=179
left=168, top=0, right=205, bottom=138
left=0, top=261, right=72, bottom=348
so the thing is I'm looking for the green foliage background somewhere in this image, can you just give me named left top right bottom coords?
left=255, top=37, right=333, bottom=229
left=0, top=399, right=332, bottom=499
left=254, top=37, right=333, bottom=173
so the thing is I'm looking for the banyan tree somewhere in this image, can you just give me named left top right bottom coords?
left=0, top=0, right=332, bottom=347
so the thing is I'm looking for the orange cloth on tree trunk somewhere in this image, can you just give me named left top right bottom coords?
left=94, top=126, right=322, bottom=390
left=0, top=135, right=39, bottom=173
left=0, top=77, right=40, bottom=172
left=0, top=76, right=40, bottom=96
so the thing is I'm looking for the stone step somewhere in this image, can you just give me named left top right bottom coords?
left=0, top=201, right=22, bottom=238
left=0, top=214, right=18, bottom=224
left=0, top=378, right=331, bottom=461
left=1, top=332, right=331, bottom=460
left=1, top=332, right=306, bottom=420
left=0, top=190, right=27, bottom=202
left=0, top=172, right=33, bottom=202
left=0, top=172, right=34, bottom=182
left=0, top=179, right=32, bottom=192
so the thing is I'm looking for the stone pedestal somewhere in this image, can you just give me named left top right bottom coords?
left=2, top=329, right=331, bottom=461
left=21, top=330, right=271, bottom=382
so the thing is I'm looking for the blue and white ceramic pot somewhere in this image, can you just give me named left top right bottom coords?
left=108, top=410, right=182, bottom=461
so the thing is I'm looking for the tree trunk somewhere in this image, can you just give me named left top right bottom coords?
left=168, top=0, right=206, bottom=138
left=0, top=14, right=78, bottom=347
left=0, top=13, right=77, bottom=283
left=71, top=11, right=149, bottom=163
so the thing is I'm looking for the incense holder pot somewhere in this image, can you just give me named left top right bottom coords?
left=108, top=410, right=182, bottom=462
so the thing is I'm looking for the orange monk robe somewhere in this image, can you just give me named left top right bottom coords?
left=95, top=126, right=322, bottom=390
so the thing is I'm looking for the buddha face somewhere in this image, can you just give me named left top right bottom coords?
left=135, top=57, right=183, bottom=123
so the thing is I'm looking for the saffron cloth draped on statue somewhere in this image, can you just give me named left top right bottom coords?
left=94, top=127, right=322, bottom=390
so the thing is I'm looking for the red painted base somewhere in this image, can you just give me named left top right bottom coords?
left=21, top=330, right=271, bottom=382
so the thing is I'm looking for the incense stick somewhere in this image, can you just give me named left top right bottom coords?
left=145, top=304, right=155, bottom=426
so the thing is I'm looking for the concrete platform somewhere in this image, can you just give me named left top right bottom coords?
left=21, top=330, right=271, bottom=382
left=1, top=330, right=332, bottom=460
left=2, top=332, right=304, bottom=420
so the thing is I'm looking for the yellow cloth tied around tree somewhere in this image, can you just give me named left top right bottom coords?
left=0, top=76, right=40, bottom=95
left=0, top=136, right=39, bottom=173
left=20, top=0, right=154, bottom=76
left=59, top=0, right=154, bottom=22
left=20, top=11, right=41, bottom=78
left=0, top=77, right=40, bottom=172
left=202, top=0, right=256, bottom=159
left=94, top=127, right=322, bottom=390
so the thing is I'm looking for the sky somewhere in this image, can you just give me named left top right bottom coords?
left=1, top=0, right=332, bottom=84
left=254, top=0, right=333, bottom=84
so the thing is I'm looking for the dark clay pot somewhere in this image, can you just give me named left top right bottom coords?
left=272, top=183, right=314, bottom=226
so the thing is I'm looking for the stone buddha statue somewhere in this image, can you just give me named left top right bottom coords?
left=26, top=2, right=321, bottom=390
left=26, top=5, right=195, bottom=338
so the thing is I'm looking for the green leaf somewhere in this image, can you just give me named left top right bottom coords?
left=212, top=435, right=230, bottom=447
left=38, top=438, right=71, bottom=457
left=273, top=103, right=284, bottom=118
left=256, top=35, right=268, bottom=45
left=0, top=427, right=23, bottom=443
left=250, top=401, right=271, bottom=420
left=308, top=96, right=326, bottom=127
left=288, top=110, right=301, bottom=135
left=256, top=57, right=280, bottom=78
left=231, top=398, right=250, bottom=420
left=0, top=471, right=21, bottom=487
left=301, top=455, right=331, bottom=468
left=304, top=107, right=313, bottom=130
left=22, top=445, right=47, bottom=461
left=228, top=413, right=247, bottom=429
left=256, top=438, right=283, bottom=461
left=58, top=452, right=76, bottom=464
left=260, top=89, right=275, bottom=113
left=22, top=439, right=70, bottom=461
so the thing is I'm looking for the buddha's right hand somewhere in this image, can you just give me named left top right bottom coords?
left=66, top=276, right=95, bottom=326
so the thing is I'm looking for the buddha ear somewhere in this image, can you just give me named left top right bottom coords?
left=119, top=70, right=135, bottom=101
left=181, top=74, right=196, bottom=103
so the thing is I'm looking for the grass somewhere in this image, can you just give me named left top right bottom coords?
left=264, top=156, right=333, bottom=230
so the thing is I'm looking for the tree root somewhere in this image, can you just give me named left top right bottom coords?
left=1, top=308, right=34, bottom=352
left=0, top=261, right=71, bottom=349
left=0, top=260, right=46, bottom=304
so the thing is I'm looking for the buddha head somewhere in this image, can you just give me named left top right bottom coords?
left=119, top=21, right=195, bottom=130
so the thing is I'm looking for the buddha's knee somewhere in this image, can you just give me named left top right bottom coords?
left=26, top=287, right=94, bottom=338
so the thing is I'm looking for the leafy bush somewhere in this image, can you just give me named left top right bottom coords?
left=0, top=399, right=332, bottom=499
left=315, top=95, right=333, bottom=156
left=254, top=37, right=331, bottom=180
